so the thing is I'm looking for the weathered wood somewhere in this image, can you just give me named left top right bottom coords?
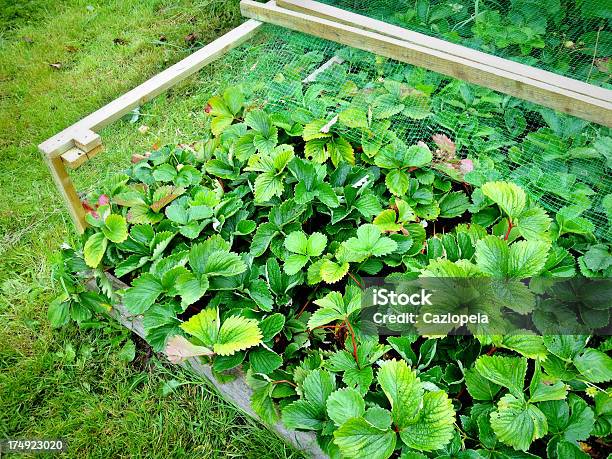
left=277, top=0, right=612, bottom=104
left=38, top=18, right=264, bottom=160
left=100, top=275, right=325, bottom=459
left=61, top=144, right=104, bottom=169
left=44, top=155, right=87, bottom=233
left=241, top=0, right=612, bottom=127
left=73, top=129, right=102, bottom=152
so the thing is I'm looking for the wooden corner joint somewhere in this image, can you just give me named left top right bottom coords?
left=60, top=129, right=103, bottom=169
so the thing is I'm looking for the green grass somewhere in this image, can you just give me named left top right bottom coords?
left=0, top=1, right=301, bottom=457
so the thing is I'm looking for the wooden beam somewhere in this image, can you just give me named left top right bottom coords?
left=38, top=18, right=263, bottom=160
left=241, top=0, right=612, bottom=127
left=277, top=0, right=612, bottom=104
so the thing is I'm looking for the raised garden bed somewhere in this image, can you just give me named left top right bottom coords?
left=42, top=4, right=612, bottom=459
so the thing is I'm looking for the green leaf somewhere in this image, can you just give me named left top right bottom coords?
left=204, top=251, right=247, bottom=277
left=175, top=272, right=209, bottom=308
left=482, top=181, right=526, bottom=219
left=398, top=391, right=455, bottom=452
left=438, top=192, right=469, bottom=218
left=282, top=400, right=325, bottom=430
left=84, top=232, right=108, bottom=268
left=48, top=296, right=70, bottom=328
left=326, top=388, right=366, bottom=426
left=339, top=107, right=368, bottom=129
left=254, top=171, right=284, bottom=202
left=123, top=273, right=163, bottom=314
left=284, top=231, right=308, bottom=254
left=223, top=86, right=244, bottom=115
left=328, top=137, right=355, bottom=166
left=490, top=394, right=548, bottom=451
left=582, top=244, right=612, bottom=272
left=464, top=367, right=501, bottom=401
left=475, top=236, right=508, bottom=276
left=180, top=307, right=219, bottom=348
left=342, top=224, right=398, bottom=262
left=259, top=313, right=285, bottom=341
left=515, top=207, right=551, bottom=241
left=574, top=349, right=612, bottom=383
left=306, top=232, right=327, bottom=256
left=474, top=355, right=527, bottom=398
left=245, top=110, right=272, bottom=135
left=302, top=369, right=336, bottom=411
left=249, top=347, right=283, bottom=374
left=333, top=418, right=397, bottom=459
left=284, top=254, right=309, bottom=275
left=404, top=145, right=433, bottom=167
left=385, top=169, right=410, bottom=196
left=377, top=359, right=423, bottom=428
left=303, top=119, right=331, bottom=141
left=508, top=240, right=550, bottom=278
left=529, top=365, right=568, bottom=403
left=320, top=260, right=349, bottom=284
left=251, top=223, right=278, bottom=257
left=373, top=209, right=402, bottom=232
left=102, top=214, right=128, bottom=243
left=214, top=315, right=262, bottom=356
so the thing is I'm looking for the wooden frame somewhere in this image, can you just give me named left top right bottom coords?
left=100, top=275, right=325, bottom=459
left=39, top=19, right=264, bottom=233
left=277, top=0, right=612, bottom=104
left=240, top=0, right=612, bottom=128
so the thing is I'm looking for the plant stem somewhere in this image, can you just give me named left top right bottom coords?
left=347, top=272, right=363, bottom=288
left=587, top=27, right=602, bottom=83
left=272, top=379, right=297, bottom=388
left=344, top=319, right=358, bottom=362
left=504, top=219, right=513, bottom=240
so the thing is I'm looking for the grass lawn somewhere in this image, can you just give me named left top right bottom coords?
left=0, top=1, right=300, bottom=457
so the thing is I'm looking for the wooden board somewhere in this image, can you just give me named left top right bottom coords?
left=100, top=275, right=325, bottom=459
left=241, top=0, right=612, bottom=127
left=277, top=0, right=612, bottom=104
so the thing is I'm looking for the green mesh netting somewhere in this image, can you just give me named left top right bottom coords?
left=317, top=0, right=612, bottom=88
left=100, top=24, right=609, bottom=240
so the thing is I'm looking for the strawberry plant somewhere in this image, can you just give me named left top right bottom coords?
left=50, top=75, right=611, bottom=459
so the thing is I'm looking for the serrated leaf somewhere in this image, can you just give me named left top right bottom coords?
left=385, top=169, right=410, bottom=196
left=398, top=391, right=455, bottom=452
left=180, top=307, right=218, bottom=348
left=204, top=251, right=247, bottom=277
left=373, top=209, right=402, bottom=232
left=339, top=107, right=368, bottom=129
left=574, top=349, right=612, bottom=383
left=474, top=355, right=527, bottom=398
left=438, top=192, right=469, bottom=218
left=490, top=394, right=547, bottom=451
left=303, top=119, right=332, bottom=141
left=282, top=400, right=325, bottom=431
left=175, top=272, right=209, bottom=308
left=482, top=181, right=526, bottom=219
left=328, top=137, right=355, bottom=166
left=464, top=367, right=501, bottom=401
left=102, top=214, right=128, bottom=243
left=284, top=254, right=309, bottom=275
left=378, top=359, right=423, bottom=428
left=516, top=207, right=551, bottom=241
left=123, top=273, right=163, bottom=314
left=326, top=388, right=366, bottom=426
left=249, top=347, right=283, bottom=374
left=259, top=313, right=285, bottom=341
left=320, top=259, right=349, bottom=284
left=303, top=369, right=336, bottom=411
left=214, top=315, right=262, bottom=356
left=333, top=418, right=397, bottom=459
left=84, top=232, right=108, bottom=268
left=254, top=171, right=284, bottom=202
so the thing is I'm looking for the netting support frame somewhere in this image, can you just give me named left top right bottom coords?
left=241, top=0, right=612, bottom=128
left=38, top=19, right=264, bottom=233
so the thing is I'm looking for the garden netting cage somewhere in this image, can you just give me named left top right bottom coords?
left=197, top=23, right=612, bottom=242
left=317, top=0, right=612, bottom=88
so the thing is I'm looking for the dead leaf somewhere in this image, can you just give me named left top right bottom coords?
left=22, top=36, right=33, bottom=43
left=49, top=62, right=62, bottom=70
left=138, top=125, right=149, bottom=134
left=165, top=335, right=213, bottom=364
left=184, top=32, right=198, bottom=44
left=113, top=37, right=127, bottom=45
left=158, top=34, right=167, bottom=42
left=65, top=45, right=78, bottom=53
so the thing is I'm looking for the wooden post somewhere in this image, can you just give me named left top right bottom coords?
left=241, top=0, right=612, bottom=127
left=44, top=155, right=87, bottom=233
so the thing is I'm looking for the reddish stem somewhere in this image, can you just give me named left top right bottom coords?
left=347, top=272, right=363, bottom=289
left=296, top=286, right=319, bottom=319
left=344, top=319, right=359, bottom=363
left=486, top=346, right=497, bottom=356
left=504, top=219, right=513, bottom=241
